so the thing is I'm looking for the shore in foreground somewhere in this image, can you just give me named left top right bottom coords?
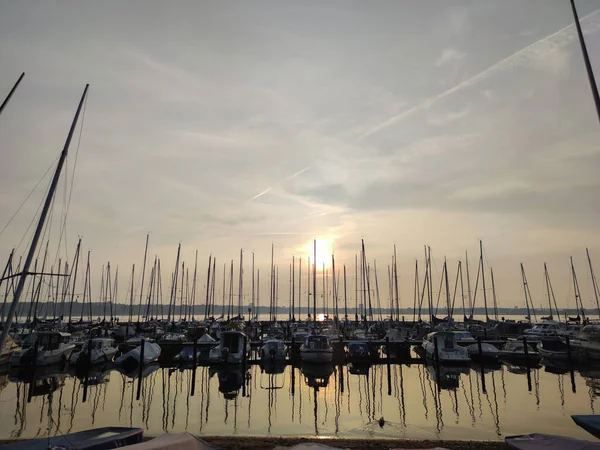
left=196, top=436, right=509, bottom=449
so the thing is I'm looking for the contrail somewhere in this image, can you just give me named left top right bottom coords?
left=357, top=9, right=600, bottom=142
left=248, top=187, right=272, bottom=202
left=247, top=166, right=310, bottom=202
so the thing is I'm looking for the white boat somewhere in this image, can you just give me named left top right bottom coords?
left=260, top=339, right=287, bottom=361
left=70, top=338, right=118, bottom=365
left=10, top=331, right=75, bottom=366
left=523, top=321, right=565, bottom=339
left=571, top=325, right=600, bottom=363
left=452, top=330, right=477, bottom=345
left=115, top=341, right=161, bottom=368
left=422, top=331, right=470, bottom=364
left=208, top=330, right=249, bottom=364
left=467, top=342, right=499, bottom=363
left=498, top=341, right=541, bottom=365
left=300, top=335, right=333, bottom=363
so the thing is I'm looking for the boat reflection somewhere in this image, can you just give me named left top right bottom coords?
left=301, top=362, right=334, bottom=391
left=210, top=365, right=247, bottom=399
left=260, top=360, right=286, bottom=375
left=114, top=362, right=159, bottom=379
left=348, top=362, right=371, bottom=376
left=426, top=364, right=470, bottom=390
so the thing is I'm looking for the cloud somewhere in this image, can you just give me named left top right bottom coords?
left=435, top=48, right=466, bottom=67
left=357, top=8, right=600, bottom=141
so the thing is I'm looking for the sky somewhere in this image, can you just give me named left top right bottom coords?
left=1, top=0, right=600, bottom=314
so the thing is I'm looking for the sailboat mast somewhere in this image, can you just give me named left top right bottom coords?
left=298, top=258, right=302, bottom=320
left=465, top=251, right=472, bottom=317
left=292, top=256, right=295, bottom=321
left=137, top=234, right=149, bottom=323
left=490, top=267, right=499, bottom=321
left=343, top=264, right=348, bottom=321
left=586, top=248, right=600, bottom=319
left=570, top=0, right=600, bottom=123
left=479, top=241, right=489, bottom=322
left=0, top=72, right=25, bottom=117
left=544, top=263, right=553, bottom=320
left=571, top=256, right=586, bottom=322
left=520, top=263, right=532, bottom=322
left=67, top=238, right=81, bottom=323
left=393, top=244, right=400, bottom=322
left=205, top=255, right=212, bottom=321
left=313, top=240, right=317, bottom=325
left=0, top=84, right=89, bottom=351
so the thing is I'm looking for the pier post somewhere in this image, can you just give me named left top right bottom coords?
left=522, top=337, right=532, bottom=392
left=191, top=339, right=198, bottom=396
left=136, top=338, right=145, bottom=400
left=339, top=363, right=344, bottom=394
left=477, top=336, right=486, bottom=393
left=434, top=336, right=441, bottom=392
left=242, top=334, right=248, bottom=397
left=386, top=337, right=391, bottom=396
left=566, top=336, right=576, bottom=393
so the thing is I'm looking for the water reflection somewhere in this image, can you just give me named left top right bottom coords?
left=0, top=362, right=599, bottom=441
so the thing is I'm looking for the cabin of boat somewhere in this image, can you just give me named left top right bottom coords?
left=300, top=335, right=334, bottom=363
left=422, top=331, right=470, bottom=364
left=70, top=337, right=117, bottom=365
left=523, top=321, right=564, bottom=338
left=260, top=339, right=287, bottom=361
left=10, top=331, right=75, bottom=366
left=452, top=330, right=476, bottom=345
left=209, top=330, right=249, bottom=363
left=345, top=341, right=372, bottom=362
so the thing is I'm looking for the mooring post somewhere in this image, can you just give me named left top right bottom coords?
left=386, top=336, right=392, bottom=396
left=136, top=338, right=145, bottom=400
left=522, top=337, right=532, bottom=392
left=191, top=339, right=198, bottom=396
left=434, top=336, right=441, bottom=392
left=566, top=335, right=577, bottom=393
left=242, top=334, right=248, bottom=397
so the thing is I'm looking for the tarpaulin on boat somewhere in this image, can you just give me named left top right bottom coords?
left=505, top=433, right=600, bottom=450
left=122, top=433, right=219, bottom=450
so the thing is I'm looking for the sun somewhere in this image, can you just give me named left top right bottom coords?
left=302, top=238, right=334, bottom=270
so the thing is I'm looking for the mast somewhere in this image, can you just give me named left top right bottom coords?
left=191, top=250, right=198, bottom=321
left=313, top=240, right=317, bottom=326
left=354, top=254, right=358, bottom=323
left=256, top=268, right=260, bottom=321
left=570, top=0, right=600, bottom=123
left=251, top=252, right=255, bottom=320
left=490, top=267, right=499, bottom=321
left=343, top=264, right=348, bottom=321
left=571, top=256, right=586, bottom=322
left=238, top=249, right=243, bottom=318
left=444, top=258, right=451, bottom=321
left=0, top=84, right=88, bottom=351
left=221, top=263, right=226, bottom=318
left=520, top=263, right=533, bottom=323
left=292, top=256, right=295, bottom=321
left=307, top=256, right=310, bottom=320
left=586, top=249, right=600, bottom=319
left=393, top=244, right=400, bottom=321
left=167, top=244, right=181, bottom=324
left=0, top=72, right=25, bottom=117
left=81, top=250, right=90, bottom=322
left=129, top=265, right=135, bottom=324
left=67, top=238, right=81, bottom=323
left=544, top=263, right=555, bottom=320
left=298, top=258, right=302, bottom=320
left=205, top=255, right=212, bottom=320
left=270, top=244, right=274, bottom=322
left=479, top=241, right=489, bottom=322
left=465, top=251, right=472, bottom=318
left=137, top=234, right=149, bottom=324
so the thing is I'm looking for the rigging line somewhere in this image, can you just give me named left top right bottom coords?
left=14, top=180, right=56, bottom=258
left=57, top=93, right=88, bottom=260
left=0, top=156, right=59, bottom=240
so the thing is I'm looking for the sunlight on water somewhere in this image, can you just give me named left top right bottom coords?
left=0, top=362, right=596, bottom=441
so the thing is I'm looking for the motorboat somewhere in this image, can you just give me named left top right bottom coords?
left=452, top=330, right=477, bottom=345
left=0, top=426, right=143, bottom=450
left=174, top=334, right=217, bottom=364
left=208, top=330, right=249, bottom=364
left=570, top=325, right=600, bottom=364
left=466, top=342, right=499, bottom=364
left=523, top=321, right=565, bottom=339
left=505, top=433, right=600, bottom=450
left=381, top=328, right=411, bottom=359
left=70, top=337, right=118, bottom=366
left=10, top=331, right=75, bottom=367
left=300, top=335, right=333, bottom=363
left=422, top=331, right=470, bottom=364
left=537, top=340, right=571, bottom=362
left=115, top=340, right=161, bottom=370
left=498, top=341, right=541, bottom=365
left=259, top=339, right=287, bottom=362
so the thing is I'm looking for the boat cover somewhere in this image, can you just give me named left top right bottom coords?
left=573, top=415, right=600, bottom=439
left=505, top=433, right=600, bottom=450
left=122, top=433, right=219, bottom=449
left=0, top=427, right=143, bottom=450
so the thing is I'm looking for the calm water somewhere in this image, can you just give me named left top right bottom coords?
left=0, top=360, right=598, bottom=441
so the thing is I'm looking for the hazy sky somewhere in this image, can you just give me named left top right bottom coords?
left=1, top=0, right=600, bottom=314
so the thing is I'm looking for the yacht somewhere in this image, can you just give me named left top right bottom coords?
left=70, top=338, right=118, bottom=366
left=498, top=341, right=542, bottom=365
left=259, top=339, right=287, bottom=362
left=208, top=330, right=249, bottom=364
left=10, top=331, right=75, bottom=366
left=115, top=340, right=161, bottom=369
left=422, top=331, right=470, bottom=364
left=300, top=335, right=333, bottom=363
left=523, top=321, right=564, bottom=339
